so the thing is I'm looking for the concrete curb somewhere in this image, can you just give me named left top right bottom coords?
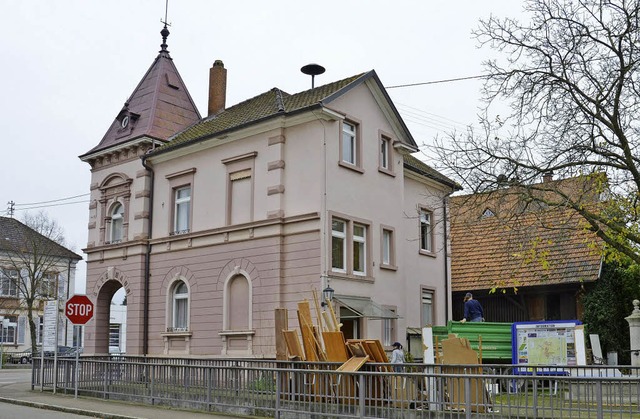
left=0, top=396, right=142, bottom=419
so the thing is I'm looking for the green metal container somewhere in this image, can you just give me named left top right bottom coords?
left=445, top=321, right=513, bottom=362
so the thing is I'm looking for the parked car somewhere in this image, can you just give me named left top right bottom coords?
left=6, top=346, right=81, bottom=364
left=6, top=348, right=37, bottom=364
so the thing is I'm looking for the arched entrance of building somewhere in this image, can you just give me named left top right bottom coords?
left=93, top=279, right=122, bottom=354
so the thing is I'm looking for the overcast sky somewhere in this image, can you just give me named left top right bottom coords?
left=1, top=1, right=525, bottom=296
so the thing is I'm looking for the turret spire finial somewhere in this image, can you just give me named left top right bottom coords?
left=160, top=0, right=171, bottom=53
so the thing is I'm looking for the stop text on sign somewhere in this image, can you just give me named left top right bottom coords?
left=65, top=295, right=94, bottom=324
left=66, top=303, right=93, bottom=317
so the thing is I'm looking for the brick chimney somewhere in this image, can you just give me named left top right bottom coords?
left=543, top=171, right=554, bottom=183
left=208, top=60, right=227, bottom=116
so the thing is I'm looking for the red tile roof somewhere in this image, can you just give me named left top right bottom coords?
left=450, top=178, right=603, bottom=292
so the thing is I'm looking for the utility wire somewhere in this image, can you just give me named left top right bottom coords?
left=14, top=193, right=90, bottom=207
left=14, top=200, right=90, bottom=212
left=386, top=74, right=488, bottom=89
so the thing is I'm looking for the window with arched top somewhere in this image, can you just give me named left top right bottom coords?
left=110, top=203, right=124, bottom=243
left=228, top=275, right=249, bottom=330
left=171, top=281, right=189, bottom=332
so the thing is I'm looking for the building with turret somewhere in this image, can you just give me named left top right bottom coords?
left=79, top=25, right=459, bottom=357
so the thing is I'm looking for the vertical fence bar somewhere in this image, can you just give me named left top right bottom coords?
left=463, top=375, right=471, bottom=419
left=275, top=369, right=281, bottom=419
left=206, top=366, right=212, bottom=411
left=150, top=363, right=155, bottom=405
left=358, top=373, right=365, bottom=419
left=532, top=369, right=538, bottom=418
left=596, top=380, right=603, bottom=419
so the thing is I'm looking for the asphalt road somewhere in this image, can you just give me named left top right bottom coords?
left=0, top=402, right=92, bottom=419
left=0, top=369, right=30, bottom=386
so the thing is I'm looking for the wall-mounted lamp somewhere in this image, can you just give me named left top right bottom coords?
left=320, top=285, right=334, bottom=307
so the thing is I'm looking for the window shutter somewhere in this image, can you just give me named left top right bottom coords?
left=58, top=274, right=65, bottom=299
left=17, top=315, right=26, bottom=344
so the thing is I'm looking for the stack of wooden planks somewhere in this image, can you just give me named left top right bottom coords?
left=279, top=291, right=389, bottom=371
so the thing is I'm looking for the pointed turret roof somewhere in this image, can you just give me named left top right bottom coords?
left=80, top=26, right=201, bottom=159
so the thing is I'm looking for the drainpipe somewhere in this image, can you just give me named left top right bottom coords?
left=141, top=156, right=155, bottom=356
left=443, top=192, right=452, bottom=323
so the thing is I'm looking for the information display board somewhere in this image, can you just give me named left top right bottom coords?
left=512, top=320, right=582, bottom=374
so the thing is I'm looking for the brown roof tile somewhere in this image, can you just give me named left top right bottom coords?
left=0, top=217, right=82, bottom=261
left=155, top=73, right=365, bottom=153
left=450, top=177, right=602, bottom=292
left=403, top=154, right=461, bottom=190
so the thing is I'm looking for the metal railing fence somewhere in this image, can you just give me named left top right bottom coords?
left=33, top=357, right=640, bottom=419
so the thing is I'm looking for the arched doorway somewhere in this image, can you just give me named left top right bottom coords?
left=93, top=279, right=122, bottom=354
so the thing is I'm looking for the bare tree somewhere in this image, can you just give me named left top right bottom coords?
left=435, top=0, right=640, bottom=263
left=0, top=212, right=79, bottom=353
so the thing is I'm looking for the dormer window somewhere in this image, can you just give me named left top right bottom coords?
left=115, top=104, right=140, bottom=138
left=482, top=208, right=496, bottom=218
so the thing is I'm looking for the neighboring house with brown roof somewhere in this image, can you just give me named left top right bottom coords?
left=0, top=216, right=82, bottom=353
left=78, top=27, right=460, bottom=357
left=450, top=175, right=603, bottom=323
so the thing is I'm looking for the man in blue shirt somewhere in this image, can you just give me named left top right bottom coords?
left=461, top=292, right=484, bottom=322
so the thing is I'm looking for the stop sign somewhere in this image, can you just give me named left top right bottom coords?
left=65, top=295, right=94, bottom=325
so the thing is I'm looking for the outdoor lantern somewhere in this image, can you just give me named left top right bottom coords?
left=321, top=285, right=334, bottom=307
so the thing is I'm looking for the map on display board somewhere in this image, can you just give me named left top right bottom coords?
left=512, top=320, right=582, bottom=373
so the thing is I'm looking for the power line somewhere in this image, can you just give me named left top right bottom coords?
left=14, top=193, right=90, bottom=207
left=386, top=74, right=488, bottom=89
left=15, top=200, right=90, bottom=212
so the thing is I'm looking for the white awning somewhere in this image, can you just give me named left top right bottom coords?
left=334, top=295, right=401, bottom=320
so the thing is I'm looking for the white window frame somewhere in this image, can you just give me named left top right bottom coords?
left=109, top=323, right=121, bottom=349
left=342, top=121, right=357, bottom=165
left=331, top=219, right=347, bottom=273
left=171, top=281, right=189, bottom=332
left=381, top=138, right=389, bottom=168
left=421, top=288, right=434, bottom=326
left=419, top=209, right=433, bottom=254
left=39, top=272, right=57, bottom=299
left=0, top=315, right=17, bottom=344
left=381, top=228, right=394, bottom=267
left=174, top=186, right=191, bottom=234
left=109, top=203, right=124, bottom=243
left=382, top=308, right=397, bottom=347
left=0, top=269, right=19, bottom=297
left=352, top=223, right=367, bottom=276
left=329, top=214, right=371, bottom=278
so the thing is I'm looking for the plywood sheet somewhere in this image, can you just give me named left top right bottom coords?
left=283, top=329, right=305, bottom=360
left=441, top=336, right=487, bottom=413
left=323, top=331, right=349, bottom=362
left=275, top=308, right=288, bottom=360
left=336, top=356, right=369, bottom=372
left=346, top=341, right=368, bottom=358
left=365, top=340, right=389, bottom=363
left=298, top=311, right=318, bottom=362
left=297, top=300, right=313, bottom=329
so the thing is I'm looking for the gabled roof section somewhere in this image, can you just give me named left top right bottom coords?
left=0, top=217, right=82, bottom=261
left=449, top=177, right=603, bottom=292
left=149, top=70, right=418, bottom=157
left=403, top=154, right=462, bottom=190
left=80, top=33, right=201, bottom=159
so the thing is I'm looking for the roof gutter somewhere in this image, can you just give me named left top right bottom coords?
left=140, top=154, right=155, bottom=356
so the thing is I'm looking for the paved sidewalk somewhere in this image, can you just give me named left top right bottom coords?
left=0, top=369, right=259, bottom=419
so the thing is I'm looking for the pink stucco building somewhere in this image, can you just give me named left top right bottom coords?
left=79, top=27, right=459, bottom=357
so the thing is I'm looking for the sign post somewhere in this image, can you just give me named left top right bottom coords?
left=65, top=295, right=94, bottom=398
